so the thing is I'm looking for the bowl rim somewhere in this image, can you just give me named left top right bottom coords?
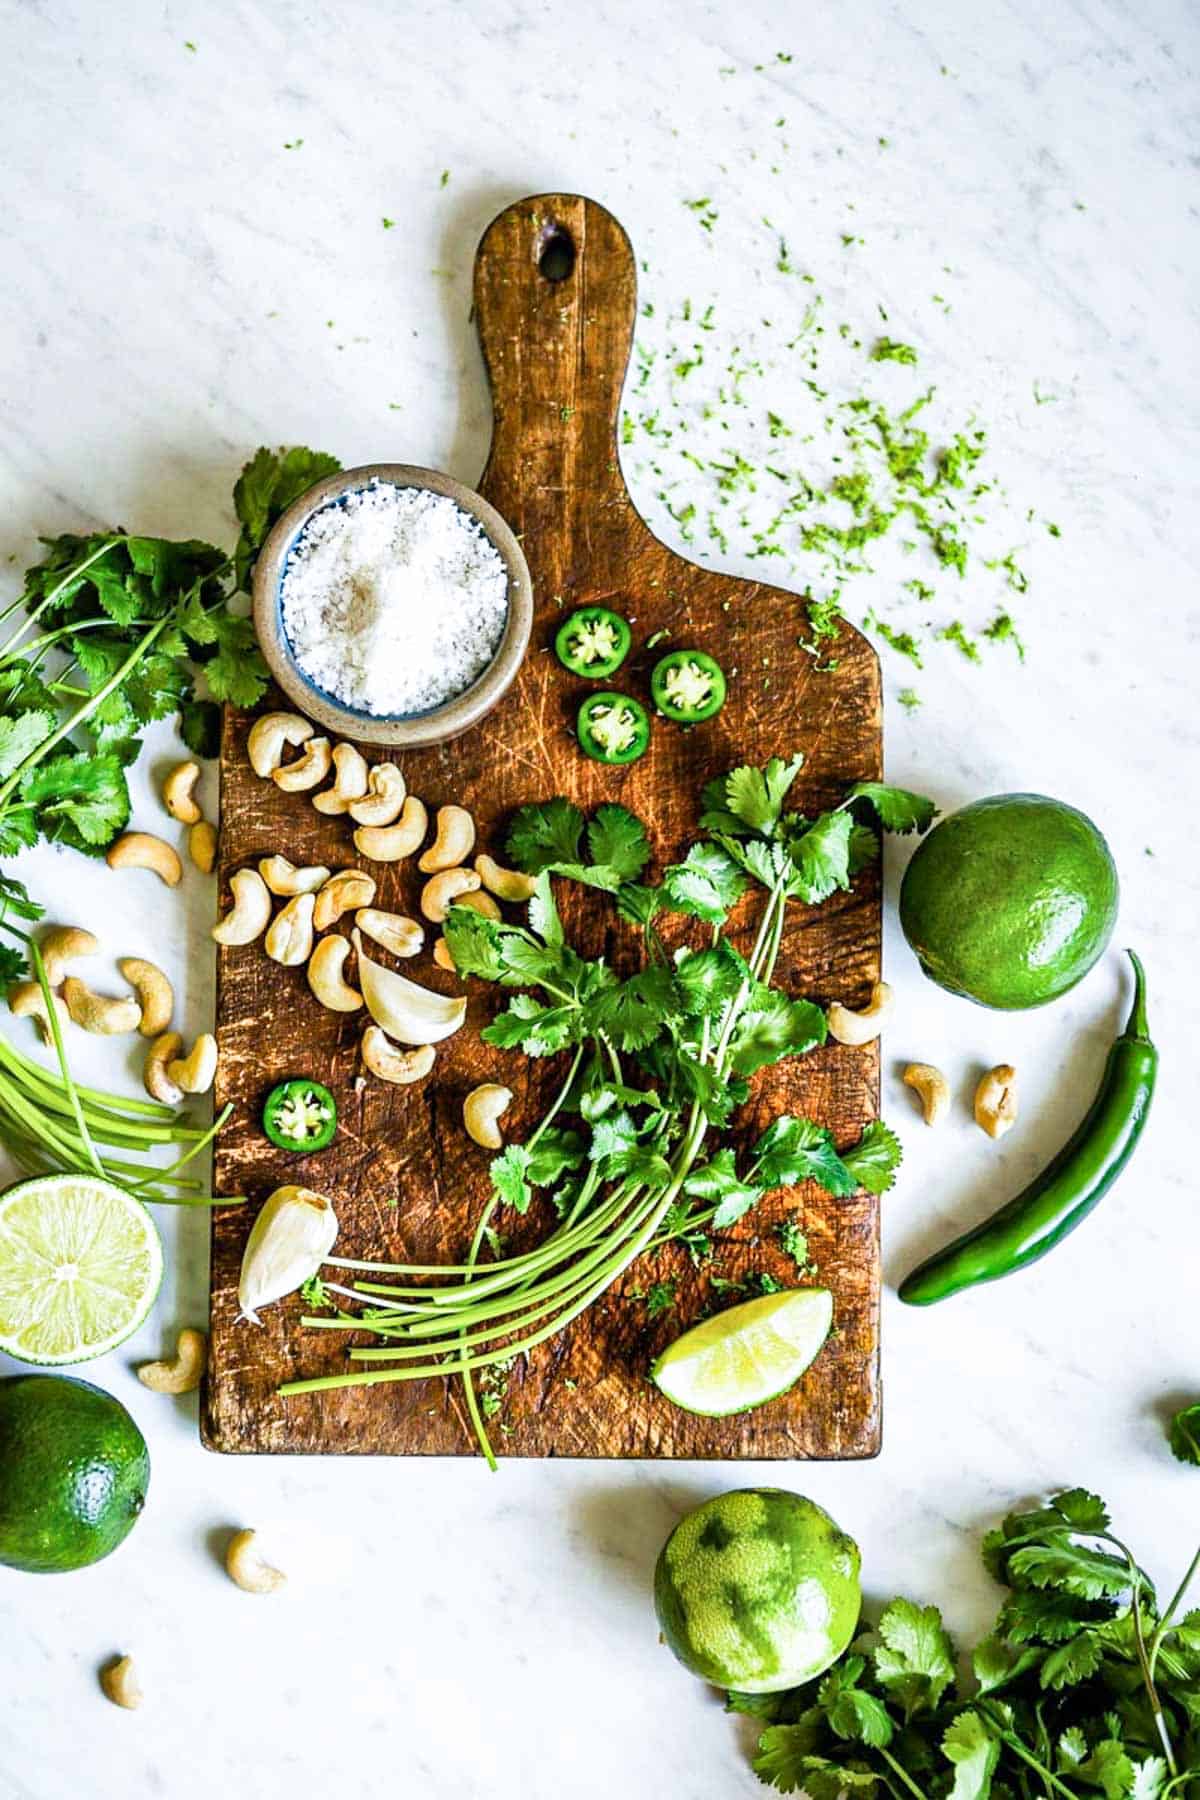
left=250, top=462, right=533, bottom=748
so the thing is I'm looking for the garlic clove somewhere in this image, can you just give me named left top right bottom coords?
left=351, top=929, right=467, bottom=1046
left=237, top=1185, right=338, bottom=1325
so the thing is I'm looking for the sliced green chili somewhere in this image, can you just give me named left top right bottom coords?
left=262, top=1079, right=338, bottom=1153
left=555, top=607, right=632, bottom=678
left=650, top=649, right=727, bottom=722
left=577, top=692, right=651, bottom=765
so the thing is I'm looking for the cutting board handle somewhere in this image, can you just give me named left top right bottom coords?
left=473, top=193, right=642, bottom=525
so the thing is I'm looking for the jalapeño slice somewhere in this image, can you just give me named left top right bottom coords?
left=262, top=1079, right=338, bottom=1153
left=577, top=692, right=651, bottom=765
left=650, top=650, right=727, bottom=723
left=555, top=607, right=632, bottom=679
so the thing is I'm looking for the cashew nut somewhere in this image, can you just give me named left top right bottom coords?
left=224, top=1528, right=286, bottom=1595
left=259, top=854, right=330, bottom=897
left=247, top=711, right=312, bottom=778
left=418, top=804, right=476, bottom=873
left=307, top=935, right=363, bottom=1012
left=453, top=888, right=502, bottom=921
left=8, top=981, right=69, bottom=1043
left=167, top=1033, right=219, bottom=1095
left=475, top=854, right=537, bottom=903
left=189, top=820, right=217, bottom=874
left=355, top=908, right=423, bottom=959
left=421, top=867, right=481, bottom=924
left=312, top=742, right=369, bottom=815
left=162, top=761, right=202, bottom=824
left=265, top=892, right=316, bottom=966
left=463, top=1084, right=513, bottom=1149
left=62, top=977, right=142, bottom=1036
left=826, top=981, right=894, bottom=1047
left=975, top=1064, right=1018, bottom=1139
left=360, top=1027, right=436, bottom=1085
left=99, top=1655, right=142, bottom=1710
left=312, top=869, right=377, bottom=931
left=432, top=937, right=457, bottom=973
left=353, top=797, right=429, bottom=864
left=212, top=869, right=272, bottom=945
left=902, top=1062, right=950, bottom=1127
left=144, top=1032, right=183, bottom=1104
left=272, top=736, right=332, bottom=793
left=106, top=832, right=183, bottom=887
left=137, top=1327, right=207, bottom=1395
left=39, top=925, right=99, bottom=986
left=118, top=958, right=174, bottom=1038
left=348, top=763, right=406, bottom=827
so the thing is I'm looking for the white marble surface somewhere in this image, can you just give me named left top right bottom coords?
left=1, top=1, right=1197, bottom=1795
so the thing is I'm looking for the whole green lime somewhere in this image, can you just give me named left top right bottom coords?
left=899, top=793, right=1118, bottom=1010
left=0, top=1375, right=150, bottom=1574
left=654, top=1488, right=861, bottom=1693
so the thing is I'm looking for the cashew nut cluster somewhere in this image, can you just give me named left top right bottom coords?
left=137, top=1327, right=207, bottom=1395
left=827, top=981, right=894, bottom=1047
left=248, top=712, right=312, bottom=778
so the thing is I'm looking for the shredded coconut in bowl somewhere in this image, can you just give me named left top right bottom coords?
left=280, top=480, right=509, bottom=717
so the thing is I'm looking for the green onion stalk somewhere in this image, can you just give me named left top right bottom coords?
left=279, top=872, right=798, bottom=1467
left=0, top=915, right=237, bottom=1206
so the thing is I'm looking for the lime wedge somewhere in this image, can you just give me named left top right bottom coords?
left=0, top=1175, right=163, bottom=1366
left=651, top=1286, right=833, bottom=1417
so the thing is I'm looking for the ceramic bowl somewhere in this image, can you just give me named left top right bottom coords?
left=251, top=462, right=532, bottom=748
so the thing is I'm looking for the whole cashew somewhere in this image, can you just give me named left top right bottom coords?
left=418, top=805, right=476, bottom=873
left=212, top=869, right=272, bottom=945
left=463, top=1084, right=513, bottom=1149
left=118, top=958, right=174, bottom=1038
left=312, top=742, right=369, bottom=815
left=259, top=855, right=330, bottom=897
left=247, top=711, right=312, bottom=778
left=975, top=1064, right=1018, bottom=1139
left=189, top=820, right=218, bottom=874
left=360, top=1027, right=436, bottom=1086
left=826, top=981, right=894, bottom=1047
left=453, top=889, right=501, bottom=921
left=307, top=936, right=363, bottom=1012
left=40, top=925, right=99, bottom=986
left=224, top=1528, right=286, bottom=1595
left=62, top=978, right=142, bottom=1036
left=8, top=981, right=69, bottom=1043
left=348, top=763, right=406, bottom=827
left=353, top=797, right=428, bottom=865
left=432, top=937, right=457, bottom=973
left=144, top=1032, right=183, bottom=1104
left=355, top=908, right=423, bottom=959
left=475, top=854, right=537, bottom=903
left=168, top=1033, right=219, bottom=1095
left=272, top=737, right=332, bottom=793
left=265, top=893, right=316, bottom=967
left=106, top=832, right=183, bottom=887
left=312, top=869, right=377, bottom=932
left=162, top=761, right=202, bottom=824
left=137, top=1327, right=207, bottom=1395
left=902, top=1062, right=950, bottom=1127
left=421, top=867, right=481, bottom=924
left=99, top=1655, right=142, bottom=1711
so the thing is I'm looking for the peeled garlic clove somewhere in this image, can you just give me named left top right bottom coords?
left=237, top=1185, right=338, bottom=1325
left=351, top=928, right=467, bottom=1047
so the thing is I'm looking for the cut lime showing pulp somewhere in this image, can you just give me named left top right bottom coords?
left=0, top=1175, right=162, bottom=1366
left=651, top=1286, right=833, bottom=1416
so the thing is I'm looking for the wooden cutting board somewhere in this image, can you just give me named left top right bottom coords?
left=202, top=193, right=883, bottom=1459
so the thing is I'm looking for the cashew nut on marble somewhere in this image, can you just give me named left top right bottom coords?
left=118, top=958, right=174, bottom=1038
left=167, top=1033, right=219, bottom=1095
left=106, top=832, right=183, bottom=887
left=189, top=821, right=218, bottom=874
left=902, top=1062, right=950, bottom=1127
left=224, top=1529, right=286, bottom=1595
left=99, top=1655, right=142, bottom=1711
left=975, top=1064, right=1018, bottom=1139
left=162, top=761, right=202, bottom=824
left=137, top=1327, right=207, bottom=1395
left=8, top=982, right=69, bottom=1043
left=143, top=1032, right=184, bottom=1105
left=39, top=925, right=99, bottom=986
left=62, top=977, right=142, bottom=1036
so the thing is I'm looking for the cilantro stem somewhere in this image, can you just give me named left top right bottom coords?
left=976, top=1709, right=1081, bottom=1800
left=0, top=536, right=122, bottom=664
left=1152, top=1540, right=1200, bottom=1669
left=878, top=1748, right=931, bottom=1800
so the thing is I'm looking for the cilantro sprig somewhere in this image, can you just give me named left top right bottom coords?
left=283, top=756, right=926, bottom=1465
left=0, top=446, right=337, bottom=858
left=743, top=1485, right=1200, bottom=1800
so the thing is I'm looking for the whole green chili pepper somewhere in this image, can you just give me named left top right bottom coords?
left=899, top=951, right=1156, bottom=1305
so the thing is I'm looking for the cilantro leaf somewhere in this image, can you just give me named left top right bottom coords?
left=673, top=942, right=745, bottom=1019
left=841, top=1120, right=903, bottom=1194
left=585, top=967, right=678, bottom=1051
left=489, top=1144, right=533, bottom=1212
left=1039, top=1631, right=1105, bottom=1690
left=233, top=445, right=341, bottom=587
left=729, top=991, right=827, bottom=1078
left=845, top=781, right=937, bottom=835
left=20, top=751, right=130, bottom=849
left=752, top=1116, right=857, bottom=1196
left=645, top=1277, right=678, bottom=1318
left=723, top=755, right=805, bottom=834
left=0, top=944, right=27, bottom=990
left=443, top=905, right=506, bottom=980
left=941, top=1712, right=999, bottom=1800
left=1007, top=1544, right=1134, bottom=1601
left=872, top=1598, right=956, bottom=1716
left=525, top=1128, right=587, bottom=1186
left=1051, top=1489, right=1111, bottom=1533
left=586, top=804, right=651, bottom=881
left=787, top=809, right=854, bottom=903
left=481, top=994, right=578, bottom=1056
left=818, top=1659, right=893, bottom=1747
left=1168, top=1402, right=1200, bottom=1467
left=615, top=882, right=662, bottom=926
left=506, top=798, right=585, bottom=872
left=683, top=1150, right=763, bottom=1228
left=662, top=842, right=747, bottom=923
left=0, top=710, right=55, bottom=780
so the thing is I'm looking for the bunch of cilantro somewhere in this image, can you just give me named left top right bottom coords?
left=0, top=445, right=338, bottom=859
left=740, top=1485, right=1200, bottom=1799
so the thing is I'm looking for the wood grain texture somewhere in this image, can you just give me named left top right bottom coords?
left=202, top=193, right=883, bottom=1459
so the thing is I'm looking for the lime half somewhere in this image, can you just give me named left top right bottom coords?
left=652, top=1286, right=833, bottom=1416
left=0, top=1175, right=163, bottom=1366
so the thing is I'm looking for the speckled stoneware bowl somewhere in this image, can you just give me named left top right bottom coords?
left=251, top=462, right=533, bottom=748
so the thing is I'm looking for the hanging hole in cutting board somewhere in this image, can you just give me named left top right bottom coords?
left=537, top=224, right=575, bottom=282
